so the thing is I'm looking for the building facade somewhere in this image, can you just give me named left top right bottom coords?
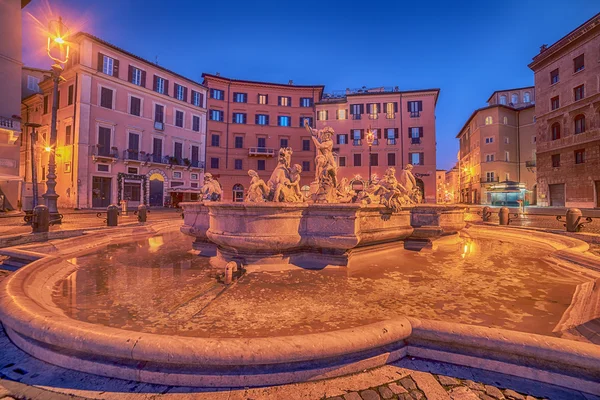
left=529, top=13, right=600, bottom=208
left=457, top=87, right=537, bottom=206
left=436, top=169, right=446, bottom=203
left=315, top=87, right=439, bottom=203
left=445, top=166, right=459, bottom=204
left=202, top=73, right=324, bottom=201
left=0, top=0, right=30, bottom=211
left=20, top=33, right=208, bottom=210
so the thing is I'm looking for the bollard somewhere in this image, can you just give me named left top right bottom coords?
left=137, top=204, right=148, bottom=223
left=565, top=208, right=582, bottom=232
left=31, top=205, right=49, bottom=233
left=482, top=206, right=491, bottom=222
left=498, top=207, right=510, bottom=225
left=224, top=261, right=237, bottom=285
left=107, top=204, right=119, bottom=227
left=121, top=200, right=129, bottom=216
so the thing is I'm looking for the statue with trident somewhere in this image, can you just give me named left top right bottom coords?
left=304, top=120, right=338, bottom=188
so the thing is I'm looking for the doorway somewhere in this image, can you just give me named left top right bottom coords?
left=595, top=181, right=600, bottom=208
left=549, top=183, right=565, bottom=207
left=149, top=174, right=164, bottom=207
left=92, top=177, right=111, bottom=208
left=232, top=184, right=244, bottom=202
left=415, top=178, right=425, bottom=202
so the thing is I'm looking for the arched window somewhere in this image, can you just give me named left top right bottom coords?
left=551, top=123, right=561, bottom=140
left=499, top=95, right=507, bottom=105
left=523, top=92, right=531, bottom=103
left=232, top=184, right=244, bottom=202
left=485, top=116, right=493, bottom=125
left=574, top=114, right=586, bottom=134
left=511, top=94, right=519, bottom=104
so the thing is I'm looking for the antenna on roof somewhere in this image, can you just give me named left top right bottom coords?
left=155, top=56, right=159, bottom=65
left=288, top=80, right=293, bottom=85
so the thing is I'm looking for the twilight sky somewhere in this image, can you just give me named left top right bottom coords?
left=22, top=0, right=599, bottom=170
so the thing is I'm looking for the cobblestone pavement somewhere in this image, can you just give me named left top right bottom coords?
left=466, top=212, right=600, bottom=235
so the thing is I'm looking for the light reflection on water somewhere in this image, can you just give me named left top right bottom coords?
left=52, top=231, right=587, bottom=338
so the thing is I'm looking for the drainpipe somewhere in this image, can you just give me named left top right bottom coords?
left=517, top=111, right=520, bottom=183
left=399, top=92, right=404, bottom=166
left=225, top=81, right=231, bottom=169
left=72, top=72, right=78, bottom=208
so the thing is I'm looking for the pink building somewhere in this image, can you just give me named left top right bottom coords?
left=20, top=33, right=208, bottom=210
left=315, top=87, right=439, bottom=203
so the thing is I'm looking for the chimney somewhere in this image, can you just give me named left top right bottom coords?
left=216, top=72, right=221, bottom=77
left=539, top=44, right=548, bottom=53
left=288, top=80, right=293, bottom=85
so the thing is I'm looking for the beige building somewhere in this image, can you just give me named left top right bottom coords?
left=435, top=169, right=446, bottom=203
left=0, top=0, right=30, bottom=211
left=445, top=166, right=459, bottom=204
left=457, top=87, right=537, bottom=206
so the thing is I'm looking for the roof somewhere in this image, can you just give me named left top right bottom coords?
left=486, top=86, right=534, bottom=103
left=455, top=104, right=532, bottom=138
left=74, top=32, right=207, bottom=89
left=201, top=73, right=325, bottom=91
left=529, top=12, right=600, bottom=70
left=317, top=88, right=441, bottom=106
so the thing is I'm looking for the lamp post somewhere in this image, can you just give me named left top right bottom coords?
left=24, top=123, right=42, bottom=211
left=43, top=17, right=70, bottom=223
left=365, top=126, right=375, bottom=184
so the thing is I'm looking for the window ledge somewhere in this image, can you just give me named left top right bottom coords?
left=573, top=68, right=585, bottom=76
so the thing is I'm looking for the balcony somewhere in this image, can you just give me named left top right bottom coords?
left=410, top=137, right=421, bottom=145
left=409, top=111, right=421, bottom=118
left=387, top=139, right=397, bottom=145
left=351, top=114, right=362, bottom=120
left=480, top=177, right=500, bottom=184
left=368, top=113, right=379, bottom=120
left=386, top=113, right=396, bottom=119
left=525, top=160, right=536, bottom=168
left=249, top=147, right=275, bottom=156
left=353, top=139, right=362, bottom=146
left=123, top=149, right=141, bottom=162
left=0, top=116, right=21, bottom=144
left=92, top=146, right=119, bottom=162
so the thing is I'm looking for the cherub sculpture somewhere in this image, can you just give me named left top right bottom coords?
left=246, top=170, right=269, bottom=202
left=200, top=173, right=222, bottom=201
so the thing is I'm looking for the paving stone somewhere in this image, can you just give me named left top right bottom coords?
left=411, top=371, right=451, bottom=400
left=465, top=380, right=486, bottom=391
left=504, top=389, right=525, bottom=400
left=525, top=397, right=537, bottom=400
left=399, top=394, right=414, bottom=400
left=388, top=382, right=408, bottom=395
left=484, top=385, right=505, bottom=399
left=378, top=386, right=394, bottom=399
left=410, top=391, right=425, bottom=400
left=329, top=397, right=344, bottom=400
left=360, top=389, right=380, bottom=400
left=479, top=393, right=497, bottom=400
left=438, top=375, right=462, bottom=386
left=344, top=393, right=363, bottom=400
left=399, top=377, right=417, bottom=391
left=448, top=386, right=481, bottom=400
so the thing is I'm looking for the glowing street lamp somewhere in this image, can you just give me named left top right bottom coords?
left=42, top=17, right=70, bottom=223
left=365, top=126, right=375, bottom=183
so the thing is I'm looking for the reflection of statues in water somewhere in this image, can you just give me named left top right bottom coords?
left=304, top=120, right=337, bottom=189
left=200, top=173, right=222, bottom=201
left=246, top=170, right=269, bottom=202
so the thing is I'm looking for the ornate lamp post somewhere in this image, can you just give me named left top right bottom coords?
left=24, top=123, right=42, bottom=210
left=365, top=126, right=375, bottom=184
left=43, top=17, right=70, bottom=223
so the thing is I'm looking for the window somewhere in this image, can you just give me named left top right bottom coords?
left=300, top=116, right=313, bottom=127
left=317, top=110, right=328, bottom=120
left=552, top=154, right=560, bottom=168
left=102, top=55, right=115, bottom=76
left=302, top=161, right=310, bottom=171
left=550, top=69, right=559, bottom=84
left=278, top=96, right=291, bottom=106
left=337, top=134, right=348, bottom=145
left=100, top=87, right=113, bottom=109
left=210, top=109, right=224, bottom=121
left=278, top=116, right=291, bottom=127
left=280, top=138, right=288, bottom=148
left=258, top=94, right=268, bottom=105
left=97, top=164, right=109, bottom=173
left=407, top=101, right=422, bottom=117
left=353, top=153, right=361, bottom=167
left=155, top=104, right=164, bottom=123
left=386, top=128, right=398, bottom=145
left=574, top=114, right=585, bottom=134
left=153, top=138, right=163, bottom=162
left=366, top=103, right=380, bottom=117
left=68, top=84, right=74, bottom=105
left=175, top=84, right=185, bottom=101
left=384, top=102, right=397, bottom=118
left=410, top=152, right=424, bottom=165
left=175, top=110, right=184, bottom=127
left=574, top=54, right=584, bottom=73
left=174, top=142, right=183, bottom=162
left=551, top=123, right=560, bottom=140
left=302, top=139, right=310, bottom=151
left=97, top=126, right=111, bottom=156
left=337, top=109, right=347, bottom=120
left=504, top=137, right=509, bottom=144
left=352, top=129, right=362, bottom=146
left=338, top=156, right=346, bottom=167
left=234, top=159, right=243, bottom=170
left=154, top=76, right=166, bottom=94
left=486, top=154, right=495, bottom=162
left=210, top=89, right=224, bottom=100
left=130, top=66, right=143, bottom=86
left=511, top=94, right=518, bottom=104
left=350, top=104, right=363, bottom=118
left=370, top=153, right=378, bottom=166
left=191, top=145, right=199, bottom=166
left=210, top=158, right=219, bottom=169
left=232, top=184, right=244, bottom=202
left=387, top=153, right=396, bottom=166
left=43, top=95, right=49, bottom=114
left=27, top=75, right=40, bottom=91
left=211, top=134, right=220, bottom=147
left=504, top=151, right=509, bottom=162
left=191, top=173, right=199, bottom=180
left=233, top=92, right=247, bottom=103
left=486, top=172, right=495, bottom=182
left=574, top=85, right=584, bottom=101
left=503, top=117, right=508, bottom=125
left=257, top=137, right=266, bottom=148
left=300, top=97, right=312, bottom=107
left=233, top=113, right=247, bottom=124
left=485, top=137, right=494, bottom=144
left=551, top=96, right=559, bottom=110
left=65, top=125, right=72, bottom=145
left=192, top=115, right=200, bottom=132
left=575, top=149, right=585, bottom=164
left=257, top=159, right=266, bottom=171
left=485, top=116, right=493, bottom=125
left=234, top=136, right=244, bottom=148
left=499, top=95, right=507, bottom=105
left=192, top=90, right=204, bottom=107
left=409, top=127, right=422, bottom=144
left=130, top=96, right=141, bottom=116
left=127, top=132, right=139, bottom=160
left=256, top=114, right=269, bottom=125
left=523, top=92, right=531, bottom=103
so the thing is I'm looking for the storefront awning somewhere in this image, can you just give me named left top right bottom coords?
left=486, top=181, right=526, bottom=193
left=166, top=187, right=202, bottom=194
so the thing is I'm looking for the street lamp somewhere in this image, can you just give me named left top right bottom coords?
left=365, top=126, right=375, bottom=184
left=43, top=17, right=70, bottom=223
left=24, top=123, right=42, bottom=211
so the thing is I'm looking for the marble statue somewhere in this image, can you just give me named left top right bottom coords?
left=335, top=177, right=355, bottom=203
left=246, top=170, right=269, bottom=202
left=200, top=173, right=222, bottom=201
left=263, top=147, right=305, bottom=203
left=398, top=164, right=422, bottom=203
left=304, top=120, right=339, bottom=202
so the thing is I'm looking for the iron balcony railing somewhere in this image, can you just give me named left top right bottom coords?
left=353, top=139, right=362, bottom=146
left=411, top=138, right=421, bottom=145
left=93, top=146, right=118, bottom=158
left=387, top=139, right=397, bottom=145
left=351, top=114, right=362, bottom=120
left=368, top=113, right=379, bottom=120
left=409, top=111, right=421, bottom=118
left=249, top=147, right=275, bottom=156
left=480, top=177, right=500, bottom=183
left=386, top=113, right=396, bottom=119
left=525, top=160, right=536, bottom=168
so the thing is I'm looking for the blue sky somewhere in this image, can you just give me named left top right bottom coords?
left=23, top=0, right=599, bottom=170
